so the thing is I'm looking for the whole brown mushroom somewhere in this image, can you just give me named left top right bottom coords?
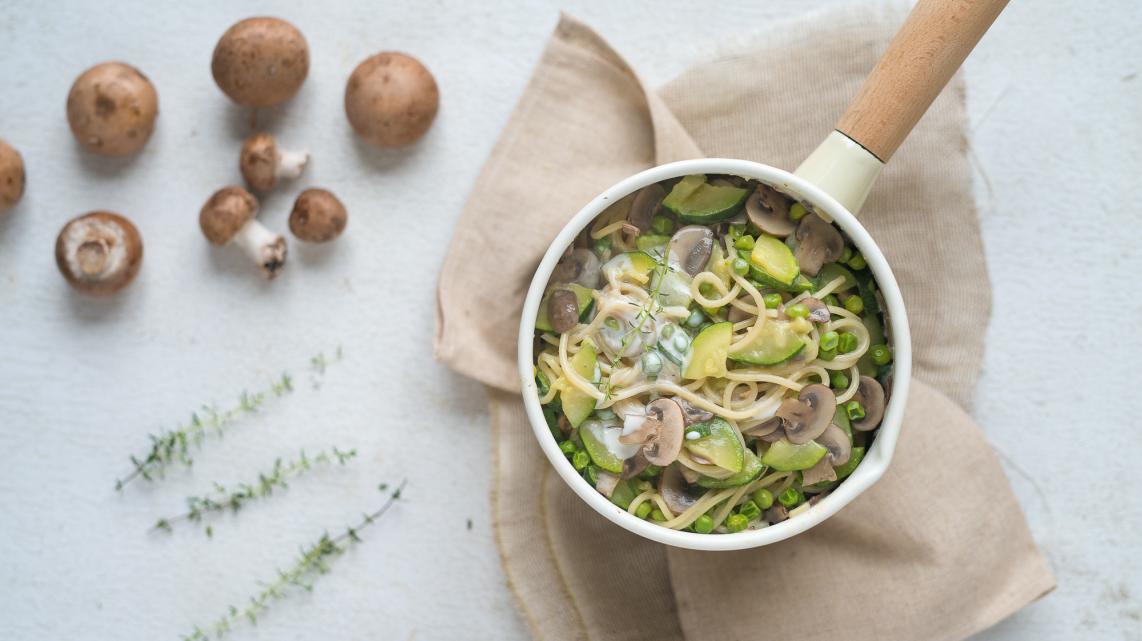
left=345, top=52, right=439, bottom=148
left=212, top=17, right=309, bottom=107
left=66, top=62, right=158, bottom=156
left=289, top=188, right=347, bottom=243
left=240, top=133, right=309, bottom=192
left=200, top=186, right=286, bottom=278
left=55, top=212, right=143, bottom=295
left=0, top=139, right=25, bottom=213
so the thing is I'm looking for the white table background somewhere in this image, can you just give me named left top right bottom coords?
left=1, top=1, right=1139, bottom=640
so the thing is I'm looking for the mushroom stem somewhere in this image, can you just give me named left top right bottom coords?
left=232, top=218, right=287, bottom=278
left=276, top=148, right=310, bottom=179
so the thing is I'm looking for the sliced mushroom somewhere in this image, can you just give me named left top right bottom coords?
left=548, top=289, right=580, bottom=333
left=621, top=450, right=651, bottom=480
left=727, top=305, right=753, bottom=324
left=594, top=471, right=621, bottom=499
left=667, top=225, right=714, bottom=277
left=743, top=415, right=784, bottom=438
left=800, top=458, right=837, bottom=486
left=851, top=376, right=886, bottom=431
left=628, top=183, right=665, bottom=232
left=658, top=464, right=702, bottom=515
left=815, top=424, right=852, bottom=467
left=551, top=247, right=601, bottom=288
left=776, top=384, right=836, bottom=444
left=764, top=503, right=789, bottom=524
left=802, top=297, right=830, bottom=323
left=557, top=415, right=572, bottom=436
left=675, top=397, right=714, bottom=426
left=794, top=214, right=844, bottom=277
left=618, top=413, right=660, bottom=445
left=643, top=398, right=685, bottom=465
left=745, top=184, right=795, bottom=238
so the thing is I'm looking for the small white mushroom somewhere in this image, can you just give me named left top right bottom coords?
left=199, top=186, right=286, bottom=278
left=240, top=133, right=309, bottom=192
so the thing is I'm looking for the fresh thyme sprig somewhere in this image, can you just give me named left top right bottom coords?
left=183, top=479, right=407, bottom=641
left=115, top=350, right=342, bottom=490
left=153, top=447, right=358, bottom=536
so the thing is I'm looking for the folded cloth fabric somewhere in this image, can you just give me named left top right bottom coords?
left=436, top=4, right=1055, bottom=640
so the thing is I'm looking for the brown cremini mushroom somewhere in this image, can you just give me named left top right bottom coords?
left=745, top=184, right=795, bottom=238
left=642, top=398, right=685, bottom=466
left=0, top=139, right=25, bottom=213
left=815, top=424, right=853, bottom=467
left=776, top=384, right=836, bottom=444
left=289, top=188, right=347, bottom=243
left=66, top=62, right=158, bottom=156
left=240, top=133, right=309, bottom=192
left=628, top=183, right=665, bottom=232
left=764, top=503, right=790, bottom=524
left=620, top=450, right=651, bottom=480
left=851, top=376, right=886, bottom=431
left=551, top=248, right=601, bottom=288
left=199, top=186, right=286, bottom=278
left=658, top=464, right=702, bottom=515
left=345, top=52, right=439, bottom=148
left=212, top=17, right=309, bottom=107
left=668, top=225, right=715, bottom=277
left=55, top=211, right=143, bottom=295
left=743, top=415, right=784, bottom=439
left=547, top=289, right=580, bottom=334
left=794, top=214, right=844, bottom=277
left=675, top=397, right=714, bottom=426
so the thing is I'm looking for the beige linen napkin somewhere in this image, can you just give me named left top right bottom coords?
left=437, top=4, right=1055, bottom=640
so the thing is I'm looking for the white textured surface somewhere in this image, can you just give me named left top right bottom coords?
left=0, top=1, right=1138, bottom=640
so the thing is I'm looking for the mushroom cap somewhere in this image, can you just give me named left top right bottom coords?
left=200, top=186, right=258, bottom=245
left=777, top=384, right=836, bottom=444
left=643, top=398, right=685, bottom=466
left=620, top=450, right=651, bottom=480
left=240, top=133, right=280, bottom=191
left=658, top=464, right=702, bottom=515
left=289, top=188, right=347, bottom=243
left=667, top=225, right=715, bottom=277
left=675, top=397, right=714, bottom=426
left=211, top=17, right=309, bottom=107
left=0, top=139, right=25, bottom=214
left=66, top=62, right=158, bottom=156
left=628, top=183, right=665, bottom=232
left=793, top=213, right=844, bottom=277
left=551, top=247, right=601, bottom=288
left=743, top=415, right=783, bottom=438
left=802, top=297, right=830, bottom=323
left=815, top=424, right=852, bottom=467
left=745, top=184, right=795, bottom=238
left=55, top=211, right=143, bottom=295
left=345, top=52, right=439, bottom=148
left=851, top=376, right=886, bottom=431
left=547, top=288, right=580, bottom=334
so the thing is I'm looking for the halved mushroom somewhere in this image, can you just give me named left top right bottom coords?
left=745, top=184, right=795, bottom=238
left=551, top=247, right=601, bottom=288
left=642, top=398, right=685, bottom=466
left=668, top=225, right=714, bottom=277
left=800, top=459, right=837, bottom=486
left=794, top=214, right=844, bottom=277
left=764, top=503, right=789, bottom=524
left=548, top=289, right=580, bottom=334
left=618, top=412, right=660, bottom=445
left=802, top=297, right=830, bottom=323
left=595, top=471, right=621, bottom=499
left=621, top=450, right=651, bottom=480
left=776, top=384, right=836, bottom=444
left=675, top=397, right=713, bottom=426
left=851, top=376, right=886, bottom=431
left=628, top=183, right=665, bottom=232
left=743, top=415, right=783, bottom=438
left=727, top=305, right=752, bottom=324
left=658, top=464, right=702, bottom=515
left=815, top=424, right=852, bottom=467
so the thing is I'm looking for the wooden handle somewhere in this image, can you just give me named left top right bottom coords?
left=836, top=0, right=1008, bottom=162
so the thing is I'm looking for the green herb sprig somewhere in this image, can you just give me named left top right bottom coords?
left=153, top=447, right=358, bottom=536
left=183, top=479, right=407, bottom=640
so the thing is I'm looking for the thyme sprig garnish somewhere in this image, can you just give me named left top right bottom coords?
left=115, top=350, right=342, bottom=490
left=183, top=479, right=407, bottom=641
left=153, top=447, right=358, bottom=535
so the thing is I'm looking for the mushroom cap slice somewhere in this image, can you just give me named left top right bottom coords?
left=675, top=397, right=714, bottom=426
left=594, top=471, right=621, bottom=499
left=777, top=384, right=836, bottom=444
left=0, top=140, right=25, bottom=214
left=551, top=248, right=601, bottom=288
left=345, top=52, right=439, bottom=148
left=764, top=503, right=790, bottom=524
left=802, top=297, right=830, bottom=323
left=55, top=211, right=143, bottom=295
left=199, top=186, right=258, bottom=245
left=643, top=398, right=685, bottom=466
left=628, top=183, right=665, bottom=232
left=743, top=415, right=784, bottom=438
left=667, top=225, right=715, bottom=277
left=815, top=424, right=852, bottom=467
left=289, top=188, right=347, bottom=243
left=793, top=214, right=844, bottom=277
left=621, top=450, right=651, bottom=480
left=745, top=184, right=795, bottom=238
left=851, top=376, right=886, bottom=431
left=66, top=62, right=158, bottom=156
left=212, top=17, right=309, bottom=107
left=800, top=458, right=838, bottom=486
left=658, top=463, right=702, bottom=515
left=618, top=414, right=660, bottom=445
left=547, top=289, right=580, bottom=334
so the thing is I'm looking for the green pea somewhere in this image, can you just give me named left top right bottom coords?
left=778, top=487, right=803, bottom=508
left=819, top=331, right=839, bottom=351
left=845, top=400, right=866, bottom=421
left=592, top=236, right=612, bottom=255
left=830, top=370, right=850, bottom=390
left=734, top=235, right=756, bottom=251
left=635, top=502, right=652, bottom=519
left=572, top=450, right=590, bottom=471
left=837, top=332, right=858, bottom=354
left=847, top=252, right=867, bottom=270
left=725, top=513, right=749, bottom=533
left=738, top=500, right=761, bottom=521
left=584, top=465, right=599, bottom=486
left=732, top=257, right=749, bottom=276
left=752, top=488, right=774, bottom=509
left=870, top=344, right=893, bottom=365
left=650, top=215, right=676, bottom=236
left=559, top=440, right=577, bottom=456
left=699, top=283, right=716, bottom=298
left=790, top=203, right=808, bottom=222
left=843, top=295, right=864, bottom=315
left=651, top=509, right=667, bottom=522
left=693, top=514, right=714, bottom=534
left=763, top=293, right=783, bottom=309
left=823, top=294, right=840, bottom=308
left=786, top=303, right=810, bottom=319
left=818, top=347, right=836, bottom=361
left=641, top=351, right=663, bottom=376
